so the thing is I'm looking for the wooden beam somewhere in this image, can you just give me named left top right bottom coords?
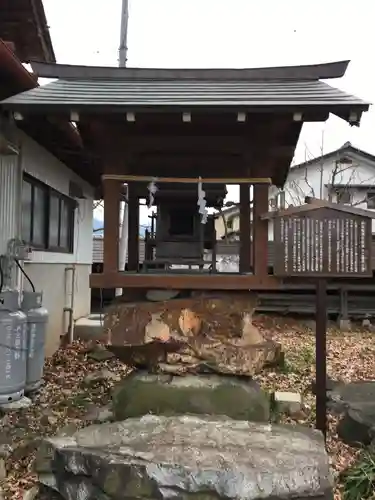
left=134, top=146, right=296, bottom=162
left=107, top=135, right=248, bottom=152
left=127, top=183, right=139, bottom=271
left=102, top=174, right=272, bottom=184
left=89, top=272, right=281, bottom=290
left=124, top=157, right=246, bottom=174
left=239, top=183, right=251, bottom=273
left=98, top=137, right=297, bottom=156
left=85, top=115, right=297, bottom=136
left=253, top=184, right=269, bottom=277
left=103, top=178, right=121, bottom=273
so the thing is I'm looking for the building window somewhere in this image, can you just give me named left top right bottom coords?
left=21, top=174, right=75, bottom=253
left=226, top=217, right=233, bottom=230
left=367, top=191, right=375, bottom=209
left=336, top=156, right=353, bottom=167
left=335, top=189, right=351, bottom=204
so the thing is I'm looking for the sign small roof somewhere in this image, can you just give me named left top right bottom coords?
left=261, top=196, right=375, bottom=220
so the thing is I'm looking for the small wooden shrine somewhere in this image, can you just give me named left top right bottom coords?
left=141, top=181, right=224, bottom=273
left=1, top=60, right=369, bottom=294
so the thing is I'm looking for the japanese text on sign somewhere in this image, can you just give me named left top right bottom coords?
left=274, top=211, right=371, bottom=277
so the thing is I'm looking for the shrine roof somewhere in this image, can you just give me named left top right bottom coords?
left=0, top=61, right=369, bottom=124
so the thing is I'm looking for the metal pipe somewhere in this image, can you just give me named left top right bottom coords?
left=119, top=0, right=129, bottom=67
left=116, top=195, right=128, bottom=296
left=64, top=265, right=76, bottom=343
left=117, top=1, right=129, bottom=293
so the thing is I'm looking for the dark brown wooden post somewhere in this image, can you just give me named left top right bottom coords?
left=103, top=178, right=120, bottom=273
left=239, top=183, right=251, bottom=273
left=127, top=183, right=139, bottom=271
left=315, top=278, right=327, bottom=440
left=253, top=184, right=269, bottom=276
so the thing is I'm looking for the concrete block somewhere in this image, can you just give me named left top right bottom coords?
left=274, top=391, right=302, bottom=416
left=74, top=317, right=106, bottom=341
left=0, top=396, right=32, bottom=412
left=338, top=319, right=351, bottom=332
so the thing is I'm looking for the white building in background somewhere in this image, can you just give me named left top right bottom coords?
left=214, top=142, right=375, bottom=242
left=0, top=40, right=95, bottom=356
left=270, top=142, right=375, bottom=234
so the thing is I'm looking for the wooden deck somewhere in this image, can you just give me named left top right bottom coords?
left=89, top=271, right=281, bottom=290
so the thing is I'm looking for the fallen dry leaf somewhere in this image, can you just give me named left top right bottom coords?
left=0, top=340, right=131, bottom=500
left=253, top=314, right=375, bottom=500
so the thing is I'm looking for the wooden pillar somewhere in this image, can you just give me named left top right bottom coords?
left=239, top=183, right=251, bottom=273
left=103, top=178, right=121, bottom=273
left=253, top=184, right=269, bottom=276
left=127, top=183, right=139, bottom=271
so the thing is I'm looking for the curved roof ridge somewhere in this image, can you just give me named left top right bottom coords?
left=30, top=60, right=351, bottom=81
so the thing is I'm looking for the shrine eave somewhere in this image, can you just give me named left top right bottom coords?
left=0, top=89, right=369, bottom=128
left=0, top=61, right=369, bottom=127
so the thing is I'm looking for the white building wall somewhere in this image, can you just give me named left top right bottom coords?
left=270, top=152, right=375, bottom=237
left=0, top=131, right=94, bottom=356
left=0, top=154, right=19, bottom=255
left=20, top=132, right=93, bottom=265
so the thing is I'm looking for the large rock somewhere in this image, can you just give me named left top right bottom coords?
left=330, top=380, right=375, bottom=406
left=104, top=293, right=260, bottom=346
left=332, top=381, right=375, bottom=446
left=112, top=372, right=270, bottom=422
left=337, top=403, right=375, bottom=447
left=105, top=293, right=282, bottom=377
left=33, top=485, right=64, bottom=499
left=35, top=415, right=333, bottom=500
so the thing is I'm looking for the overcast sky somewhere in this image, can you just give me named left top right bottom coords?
left=43, top=0, right=375, bottom=220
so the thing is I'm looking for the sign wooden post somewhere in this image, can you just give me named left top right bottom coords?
left=315, top=279, right=327, bottom=438
left=264, top=199, right=374, bottom=440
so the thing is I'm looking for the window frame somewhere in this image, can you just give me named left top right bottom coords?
left=366, top=190, right=375, bottom=209
left=335, top=188, right=352, bottom=205
left=22, top=173, right=76, bottom=254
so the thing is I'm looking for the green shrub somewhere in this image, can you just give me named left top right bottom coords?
left=341, top=448, right=375, bottom=500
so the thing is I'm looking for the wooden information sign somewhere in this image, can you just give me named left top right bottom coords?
left=264, top=200, right=374, bottom=440
left=273, top=208, right=372, bottom=278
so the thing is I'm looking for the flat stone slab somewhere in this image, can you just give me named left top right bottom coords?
left=112, top=372, right=270, bottom=422
left=35, top=415, right=333, bottom=500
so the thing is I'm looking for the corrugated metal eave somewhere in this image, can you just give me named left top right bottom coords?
left=3, top=100, right=367, bottom=107
left=1, top=79, right=368, bottom=107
